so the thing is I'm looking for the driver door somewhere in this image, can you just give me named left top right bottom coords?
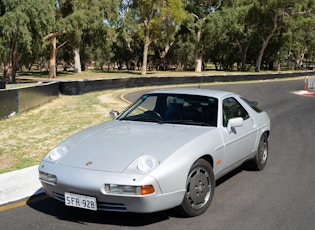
left=220, top=97, right=258, bottom=169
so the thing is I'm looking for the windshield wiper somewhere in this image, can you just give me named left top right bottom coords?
left=158, top=120, right=211, bottom=126
left=128, top=117, right=161, bottom=123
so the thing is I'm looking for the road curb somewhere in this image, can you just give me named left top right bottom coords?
left=0, top=165, right=43, bottom=206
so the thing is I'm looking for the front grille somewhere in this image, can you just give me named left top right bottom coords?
left=97, top=202, right=127, bottom=212
left=53, top=192, right=127, bottom=212
left=53, top=192, right=65, bottom=202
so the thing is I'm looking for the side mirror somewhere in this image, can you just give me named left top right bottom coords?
left=227, top=117, right=243, bottom=133
left=110, top=110, right=119, bottom=120
left=250, top=101, right=258, bottom=106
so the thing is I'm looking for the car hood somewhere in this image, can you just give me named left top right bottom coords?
left=56, top=120, right=214, bottom=172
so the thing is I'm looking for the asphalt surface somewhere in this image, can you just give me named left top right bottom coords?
left=1, top=79, right=315, bottom=230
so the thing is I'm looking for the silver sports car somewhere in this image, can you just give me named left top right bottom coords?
left=39, top=88, right=270, bottom=217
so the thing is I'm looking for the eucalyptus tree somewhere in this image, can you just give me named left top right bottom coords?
left=0, top=0, right=55, bottom=83
left=167, top=22, right=196, bottom=71
left=154, top=2, right=187, bottom=71
left=132, top=0, right=186, bottom=75
left=201, top=6, right=242, bottom=71
left=285, top=0, right=315, bottom=69
left=50, top=0, right=119, bottom=76
left=111, top=0, right=142, bottom=70
left=183, top=0, right=223, bottom=72
left=246, top=0, right=300, bottom=72
left=222, top=1, right=254, bottom=71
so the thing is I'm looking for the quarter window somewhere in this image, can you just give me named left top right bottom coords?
left=222, top=97, right=249, bottom=127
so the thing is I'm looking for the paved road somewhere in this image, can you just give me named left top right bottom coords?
left=1, top=79, right=314, bottom=230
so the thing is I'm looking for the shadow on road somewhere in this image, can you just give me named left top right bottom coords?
left=26, top=193, right=172, bottom=226
left=26, top=163, right=250, bottom=227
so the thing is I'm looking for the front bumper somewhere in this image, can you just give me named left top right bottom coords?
left=39, top=161, right=185, bottom=213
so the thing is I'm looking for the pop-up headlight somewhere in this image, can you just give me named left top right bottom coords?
left=137, top=155, right=160, bottom=173
left=47, top=146, right=70, bottom=161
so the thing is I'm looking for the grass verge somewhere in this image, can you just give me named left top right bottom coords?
left=0, top=88, right=131, bottom=174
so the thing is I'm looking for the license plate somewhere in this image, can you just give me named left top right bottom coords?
left=65, top=192, right=97, bottom=211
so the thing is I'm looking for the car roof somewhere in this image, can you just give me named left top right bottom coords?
left=147, top=87, right=236, bottom=99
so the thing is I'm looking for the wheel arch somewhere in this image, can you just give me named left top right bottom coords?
left=200, top=154, right=214, bottom=168
left=260, top=130, right=270, bottom=143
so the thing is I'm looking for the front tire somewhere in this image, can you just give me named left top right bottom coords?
left=176, top=159, right=215, bottom=217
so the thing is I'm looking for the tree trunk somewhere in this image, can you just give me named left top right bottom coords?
left=295, top=50, right=306, bottom=69
left=255, top=48, right=264, bottom=72
left=194, top=30, right=203, bottom=72
left=4, top=41, right=19, bottom=83
left=4, top=66, right=17, bottom=84
left=195, top=56, right=203, bottom=72
left=73, top=47, right=81, bottom=73
left=255, top=12, right=279, bottom=72
left=45, top=33, right=58, bottom=78
left=273, top=50, right=281, bottom=71
left=141, top=26, right=151, bottom=76
left=141, top=41, right=149, bottom=75
left=49, top=35, right=57, bottom=78
left=256, top=32, right=276, bottom=72
left=236, top=40, right=250, bottom=72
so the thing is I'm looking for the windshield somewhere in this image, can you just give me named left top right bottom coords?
left=118, top=93, right=218, bottom=127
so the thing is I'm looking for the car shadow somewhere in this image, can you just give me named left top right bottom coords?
left=27, top=163, right=254, bottom=226
left=215, top=166, right=243, bottom=187
left=26, top=192, right=172, bottom=226
left=215, top=162, right=256, bottom=187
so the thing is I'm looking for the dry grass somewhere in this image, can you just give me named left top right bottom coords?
left=0, top=88, right=130, bottom=174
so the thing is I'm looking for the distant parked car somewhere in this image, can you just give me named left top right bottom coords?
left=39, top=88, right=270, bottom=217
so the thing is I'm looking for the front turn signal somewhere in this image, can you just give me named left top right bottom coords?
left=140, top=185, right=155, bottom=195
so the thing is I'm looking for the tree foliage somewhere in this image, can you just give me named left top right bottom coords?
left=1, top=0, right=315, bottom=82
left=0, top=0, right=55, bottom=82
left=131, top=0, right=186, bottom=75
left=183, top=0, right=223, bottom=72
left=48, top=0, right=120, bottom=77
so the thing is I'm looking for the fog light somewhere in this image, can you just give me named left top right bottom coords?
left=39, top=171, right=57, bottom=185
left=108, top=184, right=120, bottom=193
left=121, top=186, right=138, bottom=194
left=105, top=184, right=155, bottom=195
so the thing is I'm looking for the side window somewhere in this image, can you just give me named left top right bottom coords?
left=222, top=97, right=249, bottom=127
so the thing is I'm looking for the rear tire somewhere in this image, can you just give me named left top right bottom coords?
left=251, top=133, right=268, bottom=170
left=176, top=159, right=215, bottom=217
